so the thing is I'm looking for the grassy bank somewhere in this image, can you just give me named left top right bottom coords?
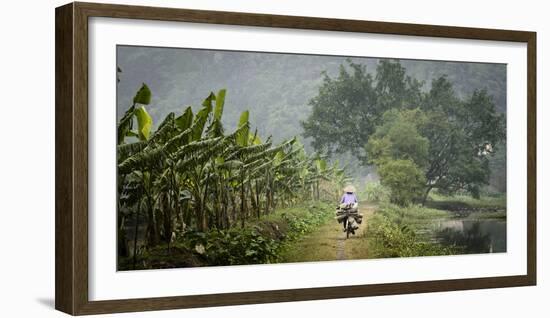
left=427, top=193, right=506, bottom=219
left=119, top=201, right=335, bottom=270
left=364, top=203, right=458, bottom=258
left=362, top=191, right=507, bottom=258
left=427, top=193, right=505, bottom=212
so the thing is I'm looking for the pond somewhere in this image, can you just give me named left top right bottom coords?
left=433, top=218, right=506, bottom=254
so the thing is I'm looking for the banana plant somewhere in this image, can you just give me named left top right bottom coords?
left=116, top=85, right=350, bottom=256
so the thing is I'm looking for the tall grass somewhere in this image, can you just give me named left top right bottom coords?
left=362, top=181, right=390, bottom=203
left=364, top=203, right=457, bottom=258
left=429, top=192, right=506, bottom=209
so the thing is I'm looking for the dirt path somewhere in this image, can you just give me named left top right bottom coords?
left=335, top=232, right=347, bottom=260
left=337, top=202, right=375, bottom=260
left=280, top=202, right=376, bottom=263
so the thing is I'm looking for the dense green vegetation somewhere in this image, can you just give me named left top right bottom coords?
left=117, top=85, right=348, bottom=270
left=118, top=48, right=507, bottom=191
left=121, top=201, right=335, bottom=269
left=363, top=181, right=390, bottom=203
left=365, top=204, right=457, bottom=258
left=117, top=48, right=508, bottom=266
left=303, top=60, right=505, bottom=205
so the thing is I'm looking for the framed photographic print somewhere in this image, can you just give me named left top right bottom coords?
left=55, top=2, right=536, bottom=315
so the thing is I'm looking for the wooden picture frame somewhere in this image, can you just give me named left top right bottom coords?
left=55, top=2, right=536, bottom=315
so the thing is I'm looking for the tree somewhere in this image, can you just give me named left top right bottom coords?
left=117, top=83, right=154, bottom=266
left=117, top=85, right=349, bottom=267
left=366, top=109, right=429, bottom=205
left=302, top=59, right=422, bottom=159
left=304, top=60, right=505, bottom=202
left=378, top=159, right=426, bottom=206
left=419, top=77, right=505, bottom=202
left=302, top=60, right=376, bottom=157
left=366, top=109, right=429, bottom=168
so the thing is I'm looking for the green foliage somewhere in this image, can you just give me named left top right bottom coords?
left=365, top=109, right=429, bottom=205
left=191, top=100, right=212, bottom=141
left=133, top=83, right=152, bottom=105
left=117, top=84, right=154, bottom=144
left=302, top=61, right=377, bottom=156
left=376, top=202, right=448, bottom=223
left=303, top=59, right=505, bottom=200
left=366, top=214, right=455, bottom=258
left=214, top=89, right=226, bottom=121
left=135, top=201, right=336, bottom=267
left=375, top=60, right=424, bottom=110
left=134, top=106, right=153, bottom=140
left=420, top=79, right=505, bottom=198
left=280, top=203, right=333, bottom=240
left=302, top=60, right=422, bottom=157
left=175, top=107, right=193, bottom=131
left=183, top=228, right=279, bottom=266
left=426, top=192, right=506, bottom=220
left=117, top=86, right=349, bottom=269
left=429, top=192, right=506, bottom=209
left=365, top=203, right=455, bottom=258
left=377, top=159, right=426, bottom=206
left=363, top=181, right=389, bottom=202
left=366, top=109, right=429, bottom=168
left=117, top=105, right=136, bottom=145
left=118, top=48, right=505, bottom=149
left=236, top=110, right=250, bottom=147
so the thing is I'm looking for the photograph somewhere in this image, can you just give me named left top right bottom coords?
left=116, top=45, right=507, bottom=271
left=1, top=0, right=544, bottom=316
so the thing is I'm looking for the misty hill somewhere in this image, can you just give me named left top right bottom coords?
left=117, top=45, right=506, bottom=147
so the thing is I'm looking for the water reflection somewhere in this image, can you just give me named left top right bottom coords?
left=435, top=219, right=506, bottom=253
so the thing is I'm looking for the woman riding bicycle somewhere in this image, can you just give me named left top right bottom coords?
left=339, top=185, right=359, bottom=231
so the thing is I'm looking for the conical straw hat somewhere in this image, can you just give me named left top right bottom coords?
left=343, top=185, right=356, bottom=193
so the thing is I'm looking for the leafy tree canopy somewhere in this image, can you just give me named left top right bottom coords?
left=303, top=59, right=505, bottom=201
left=302, top=60, right=423, bottom=158
left=377, top=159, right=426, bottom=206
left=366, top=108, right=429, bottom=168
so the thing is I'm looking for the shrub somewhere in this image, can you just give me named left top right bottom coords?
left=282, top=204, right=333, bottom=239
left=183, top=227, right=279, bottom=266
left=363, top=181, right=390, bottom=202
left=378, top=159, right=426, bottom=206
